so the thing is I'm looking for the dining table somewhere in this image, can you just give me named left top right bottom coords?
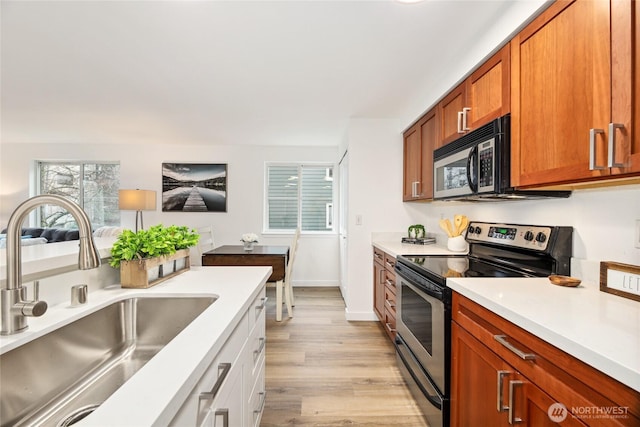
left=201, top=245, right=290, bottom=320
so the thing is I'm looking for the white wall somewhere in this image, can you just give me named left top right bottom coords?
left=0, top=142, right=341, bottom=286
left=344, top=118, right=411, bottom=320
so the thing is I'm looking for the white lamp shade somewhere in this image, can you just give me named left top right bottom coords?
left=119, top=189, right=156, bottom=211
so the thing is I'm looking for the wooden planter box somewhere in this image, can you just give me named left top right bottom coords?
left=120, top=249, right=191, bottom=289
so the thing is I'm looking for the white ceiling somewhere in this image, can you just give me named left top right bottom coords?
left=0, top=0, right=547, bottom=147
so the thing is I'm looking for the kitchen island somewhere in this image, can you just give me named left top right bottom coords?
left=0, top=265, right=271, bottom=426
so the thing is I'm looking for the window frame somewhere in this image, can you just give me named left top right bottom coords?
left=263, top=162, right=337, bottom=235
left=34, top=160, right=121, bottom=228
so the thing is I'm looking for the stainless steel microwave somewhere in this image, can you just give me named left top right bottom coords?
left=433, top=114, right=571, bottom=201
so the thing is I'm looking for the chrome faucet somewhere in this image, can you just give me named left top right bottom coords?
left=1, top=195, right=101, bottom=335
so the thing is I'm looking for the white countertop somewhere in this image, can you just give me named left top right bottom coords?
left=373, top=240, right=467, bottom=257
left=0, top=265, right=271, bottom=426
left=447, top=277, right=640, bottom=392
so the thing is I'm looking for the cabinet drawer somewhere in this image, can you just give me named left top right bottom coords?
left=383, top=307, right=396, bottom=341
left=384, top=268, right=396, bottom=293
left=248, top=361, right=266, bottom=427
left=170, top=313, right=249, bottom=426
left=248, top=305, right=266, bottom=377
left=452, top=292, right=640, bottom=426
left=384, top=284, right=396, bottom=316
left=373, top=247, right=385, bottom=266
left=249, top=286, right=267, bottom=333
left=383, top=253, right=396, bottom=273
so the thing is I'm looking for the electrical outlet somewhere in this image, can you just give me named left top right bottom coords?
left=636, top=219, right=640, bottom=249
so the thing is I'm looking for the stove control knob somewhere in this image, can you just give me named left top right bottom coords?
left=524, top=231, right=535, bottom=241
left=536, top=232, right=547, bottom=243
left=474, top=226, right=482, bottom=235
left=467, top=225, right=475, bottom=234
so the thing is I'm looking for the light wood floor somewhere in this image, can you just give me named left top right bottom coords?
left=261, top=286, right=429, bottom=427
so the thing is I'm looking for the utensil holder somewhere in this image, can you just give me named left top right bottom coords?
left=447, top=235, right=468, bottom=252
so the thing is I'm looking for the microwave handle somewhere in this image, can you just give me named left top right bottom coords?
left=466, top=145, right=478, bottom=193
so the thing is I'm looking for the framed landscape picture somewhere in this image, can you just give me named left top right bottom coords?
left=162, top=163, right=227, bottom=212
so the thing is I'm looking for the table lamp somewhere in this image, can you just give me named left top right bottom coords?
left=119, top=189, right=156, bottom=232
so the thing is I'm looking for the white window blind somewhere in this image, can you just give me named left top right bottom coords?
left=266, top=164, right=334, bottom=232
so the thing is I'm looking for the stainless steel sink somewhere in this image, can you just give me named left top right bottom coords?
left=0, top=296, right=216, bottom=426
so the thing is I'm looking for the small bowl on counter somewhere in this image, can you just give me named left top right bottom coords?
left=548, top=275, right=582, bottom=287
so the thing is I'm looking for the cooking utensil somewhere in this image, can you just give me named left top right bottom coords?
left=439, top=219, right=453, bottom=237
left=454, top=215, right=463, bottom=235
left=458, top=215, right=469, bottom=235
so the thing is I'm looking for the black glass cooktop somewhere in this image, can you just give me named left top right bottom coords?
left=397, top=255, right=536, bottom=286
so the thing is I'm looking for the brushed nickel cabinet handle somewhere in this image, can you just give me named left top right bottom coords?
left=496, top=370, right=511, bottom=412
left=256, top=297, right=268, bottom=311
left=411, top=181, right=420, bottom=197
left=197, top=363, right=232, bottom=425
left=385, top=299, right=395, bottom=309
left=462, top=107, right=471, bottom=131
left=608, top=123, right=627, bottom=167
left=385, top=322, right=396, bottom=333
left=494, top=335, right=536, bottom=360
left=508, top=380, right=524, bottom=424
left=384, top=279, right=395, bottom=287
left=254, top=337, right=266, bottom=361
left=589, top=128, right=606, bottom=170
left=457, top=111, right=465, bottom=134
left=254, top=391, right=267, bottom=414
left=214, top=408, right=229, bottom=427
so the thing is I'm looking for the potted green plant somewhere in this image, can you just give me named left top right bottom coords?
left=110, top=224, right=200, bottom=288
left=408, top=224, right=426, bottom=239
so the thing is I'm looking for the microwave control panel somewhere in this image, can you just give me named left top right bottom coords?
left=477, top=138, right=495, bottom=191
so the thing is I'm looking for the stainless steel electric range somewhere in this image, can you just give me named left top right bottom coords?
left=393, top=221, right=573, bottom=427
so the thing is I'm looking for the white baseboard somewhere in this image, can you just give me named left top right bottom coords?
left=291, top=280, right=339, bottom=287
left=344, top=307, right=378, bottom=321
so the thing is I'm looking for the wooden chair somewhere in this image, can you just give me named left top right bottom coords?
left=193, top=226, right=215, bottom=266
left=276, top=228, right=300, bottom=321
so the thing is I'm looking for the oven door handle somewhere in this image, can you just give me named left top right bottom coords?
left=466, top=145, right=478, bottom=193
left=395, top=336, right=443, bottom=410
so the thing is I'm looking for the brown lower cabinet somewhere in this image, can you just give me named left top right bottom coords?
left=372, top=247, right=396, bottom=341
left=451, top=292, right=640, bottom=426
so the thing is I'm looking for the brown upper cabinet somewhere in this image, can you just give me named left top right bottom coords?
left=438, top=45, right=511, bottom=147
left=403, top=108, right=437, bottom=201
left=511, top=0, right=640, bottom=188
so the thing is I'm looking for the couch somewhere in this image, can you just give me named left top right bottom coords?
left=0, top=227, right=80, bottom=243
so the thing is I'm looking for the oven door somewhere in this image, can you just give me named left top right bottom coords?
left=396, top=272, right=447, bottom=395
left=433, top=146, right=474, bottom=199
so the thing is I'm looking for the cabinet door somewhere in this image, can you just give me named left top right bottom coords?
left=451, top=322, right=511, bottom=427
left=611, top=0, right=640, bottom=175
left=516, top=376, right=587, bottom=427
left=439, top=83, right=466, bottom=146
left=511, top=0, right=612, bottom=186
left=419, top=109, right=436, bottom=198
left=403, top=124, right=422, bottom=201
left=373, top=254, right=385, bottom=321
left=467, top=45, right=510, bottom=131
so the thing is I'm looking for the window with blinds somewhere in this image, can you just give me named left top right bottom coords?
left=266, top=164, right=334, bottom=232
